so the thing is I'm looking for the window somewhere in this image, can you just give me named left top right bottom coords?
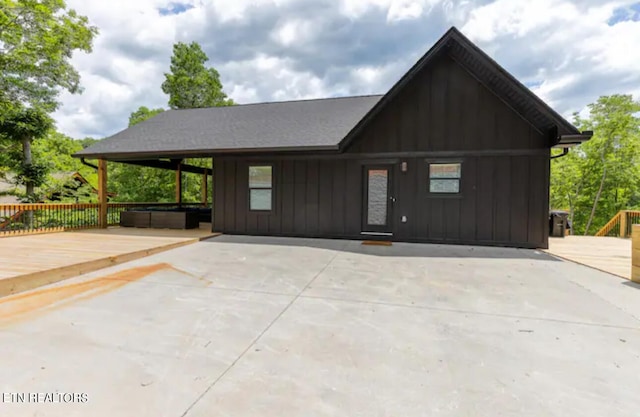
left=429, top=163, right=461, bottom=193
left=249, top=165, right=273, bottom=211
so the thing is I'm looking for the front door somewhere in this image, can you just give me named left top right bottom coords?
left=361, top=165, right=395, bottom=235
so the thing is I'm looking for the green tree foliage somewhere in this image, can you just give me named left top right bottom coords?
left=0, top=0, right=97, bottom=200
left=32, top=131, right=94, bottom=174
left=108, top=161, right=209, bottom=203
left=1, top=131, right=99, bottom=202
left=550, top=94, right=640, bottom=235
left=161, top=41, right=233, bottom=109
left=0, top=133, right=16, bottom=176
left=0, top=106, right=53, bottom=200
left=0, top=0, right=98, bottom=115
left=32, top=132, right=98, bottom=202
left=128, top=106, right=164, bottom=126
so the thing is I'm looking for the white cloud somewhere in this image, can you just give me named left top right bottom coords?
left=461, top=0, right=640, bottom=121
left=462, top=0, right=577, bottom=42
left=271, top=18, right=316, bottom=46
left=53, top=0, right=640, bottom=139
left=387, top=1, right=424, bottom=22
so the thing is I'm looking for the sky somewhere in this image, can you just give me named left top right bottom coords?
left=55, top=0, right=640, bottom=139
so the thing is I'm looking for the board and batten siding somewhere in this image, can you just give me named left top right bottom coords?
left=213, top=154, right=549, bottom=248
left=213, top=52, right=551, bottom=248
left=345, top=54, right=546, bottom=153
left=214, top=158, right=362, bottom=239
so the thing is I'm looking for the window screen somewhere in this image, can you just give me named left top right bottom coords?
left=249, top=166, right=273, bottom=210
left=429, top=163, right=461, bottom=194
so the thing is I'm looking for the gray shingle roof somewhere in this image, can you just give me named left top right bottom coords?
left=77, top=27, right=586, bottom=160
left=76, top=95, right=383, bottom=159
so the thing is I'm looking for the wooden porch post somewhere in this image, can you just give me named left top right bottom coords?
left=201, top=169, right=208, bottom=206
left=98, top=159, right=108, bottom=228
left=175, top=161, right=183, bottom=208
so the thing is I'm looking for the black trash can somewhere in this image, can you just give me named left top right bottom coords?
left=549, top=210, right=569, bottom=237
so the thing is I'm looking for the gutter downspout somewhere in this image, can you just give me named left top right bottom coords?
left=80, top=158, right=99, bottom=170
left=550, top=148, right=569, bottom=159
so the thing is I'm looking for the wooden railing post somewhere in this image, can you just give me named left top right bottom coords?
left=620, top=210, right=628, bottom=238
left=98, top=159, right=108, bottom=228
left=632, top=225, right=640, bottom=283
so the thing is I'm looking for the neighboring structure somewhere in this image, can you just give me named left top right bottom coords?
left=0, top=171, right=112, bottom=203
left=76, top=27, right=591, bottom=248
left=0, top=171, right=111, bottom=230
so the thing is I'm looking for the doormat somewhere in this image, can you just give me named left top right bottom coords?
left=362, top=240, right=393, bottom=246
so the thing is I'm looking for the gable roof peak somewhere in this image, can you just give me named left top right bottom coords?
left=338, top=26, right=585, bottom=150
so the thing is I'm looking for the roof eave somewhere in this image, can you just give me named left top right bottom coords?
left=446, top=29, right=581, bottom=137
left=72, top=144, right=341, bottom=161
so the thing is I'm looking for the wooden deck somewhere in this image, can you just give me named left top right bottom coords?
left=546, top=236, right=632, bottom=279
left=0, top=224, right=219, bottom=297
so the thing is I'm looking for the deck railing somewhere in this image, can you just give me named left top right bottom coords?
left=595, top=210, right=640, bottom=238
left=0, top=203, right=205, bottom=237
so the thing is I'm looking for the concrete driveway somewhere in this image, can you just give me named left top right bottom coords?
left=1, top=236, right=639, bottom=417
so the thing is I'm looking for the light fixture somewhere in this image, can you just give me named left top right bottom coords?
left=401, top=161, right=408, bottom=172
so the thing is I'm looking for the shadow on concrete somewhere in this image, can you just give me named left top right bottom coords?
left=621, top=281, right=640, bottom=290
left=200, top=234, right=560, bottom=261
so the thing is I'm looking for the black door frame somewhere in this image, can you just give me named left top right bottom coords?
left=361, top=163, right=395, bottom=235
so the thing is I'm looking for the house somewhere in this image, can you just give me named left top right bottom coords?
left=75, top=27, right=591, bottom=249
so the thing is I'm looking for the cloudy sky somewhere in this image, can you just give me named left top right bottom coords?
left=56, top=0, right=640, bottom=139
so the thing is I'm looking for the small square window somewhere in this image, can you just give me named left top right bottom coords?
left=249, top=165, right=273, bottom=210
left=429, top=163, right=461, bottom=194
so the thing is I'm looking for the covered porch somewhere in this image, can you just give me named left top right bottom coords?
left=0, top=157, right=214, bottom=236
left=90, top=157, right=214, bottom=230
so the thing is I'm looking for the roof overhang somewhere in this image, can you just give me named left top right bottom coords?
left=73, top=144, right=340, bottom=161
left=552, top=131, right=593, bottom=148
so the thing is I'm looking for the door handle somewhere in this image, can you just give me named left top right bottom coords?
left=390, top=197, right=396, bottom=202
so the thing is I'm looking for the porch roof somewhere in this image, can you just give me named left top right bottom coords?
left=75, top=95, right=383, bottom=160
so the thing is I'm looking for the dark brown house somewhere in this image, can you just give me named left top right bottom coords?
left=76, top=27, right=591, bottom=249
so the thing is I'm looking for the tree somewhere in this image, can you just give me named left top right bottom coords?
left=550, top=94, right=640, bottom=235
left=128, top=106, right=164, bottom=126
left=161, top=42, right=233, bottom=109
left=0, top=0, right=98, bottom=115
left=31, top=132, right=98, bottom=202
left=0, top=0, right=98, bottom=200
left=77, top=137, right=99, bottom=149
left=0, top=106, right=53, bottom=201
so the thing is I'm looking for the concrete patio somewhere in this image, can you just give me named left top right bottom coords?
left=1, top=236, right=639, bottom=417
